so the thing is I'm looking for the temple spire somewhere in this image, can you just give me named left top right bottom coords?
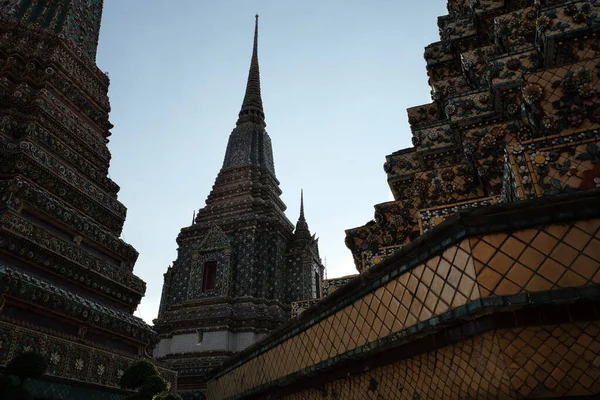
left=237, top=14, right=265, bottom=127
left=221, top=14, right=275, bottom=173
left=295, top=190, right=310, bottom=236
left=299, top=189, right=306, bottom=221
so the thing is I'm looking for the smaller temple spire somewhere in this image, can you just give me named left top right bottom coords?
left=237, top=14, right=265, bottom=127
left=299, top=189, right=306, bottom=222
left=294, top=189, right=310, bottom=237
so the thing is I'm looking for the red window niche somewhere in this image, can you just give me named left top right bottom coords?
left=202, top=261, right=217, bottom=292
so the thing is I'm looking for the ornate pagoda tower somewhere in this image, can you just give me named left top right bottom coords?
left=153, top=16, right=324, bottom=398
left=0, top=0, right=174, bottom=394
left=345, top=0, right=600, bottom=274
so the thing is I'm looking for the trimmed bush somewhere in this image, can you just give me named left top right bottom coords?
left=3, top=384, right=34, bottom=400
left=138, top=375, right=169, bottom=398
left=156, top=393, right=183, bottom=400
left=6, top=352, right=47, bottom=382
left=0, top=353, right=48, bottom=400
left=121, top=360, right=179, bottom=400
left=120, top=360, right=160, bottom=390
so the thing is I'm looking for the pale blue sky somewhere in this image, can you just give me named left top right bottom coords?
left=95, top=0, right=448, bottom=323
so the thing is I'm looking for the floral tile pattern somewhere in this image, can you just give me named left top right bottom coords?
left=291, top=299, right=321, bottom=318
left=446, top=90, right=495, bottom=123
left=0, top=322, right=177, bottom=390
left=424, top=42, right=454, bottom=67
left=461, top=45, right=497, bottom=88
left=522, top=60, right=600, bottom=139
left=414, top=164, right=485, bottom=206
left=384, top=150, right=421, bottom=181
left=431, top=75, right=470, bottom=101
left=494, top=5, right=538, bottom=53
left=418, top=196, right=499, bottom=232
left=439, top=15, right=477, bottom=42
left=412, top=123, right=456, bottom=152
left=490, top=49, right=539, bottom=88
left=510, top=131, right=600, bottom=198
left=406, top=102, right=444, bottom=127
left=541, top=1, right=600, bottom=42
left=448, top=0, right=504, bottom=15
left=321, top=276, right=358, bottom=298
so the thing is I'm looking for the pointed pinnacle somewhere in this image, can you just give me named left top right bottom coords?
left=299, top=189, right=305, bottom=221
left=294, top=189, right=310, bottom=237
left=237, top=15, right=265, bottom=127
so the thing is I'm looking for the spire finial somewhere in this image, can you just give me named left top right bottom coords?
left=299, top=189, right=305, bottom=221
left=237, top=15, right=265, bottom=127
left=293, top=189, right=311, bottom=240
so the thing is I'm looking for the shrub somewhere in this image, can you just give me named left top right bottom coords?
left=0, top=352, right=47, bottom=400
left=156, top=393, right=183, bottom=400
left=120, top=360, right=160, bottom=390
left=6, top=352, right=47, bottom=382
left=121, top=360, right=178, bottom=400
left=138, top=375, right=169, bottom=398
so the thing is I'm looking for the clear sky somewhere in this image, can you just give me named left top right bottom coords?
left=95, top=0, right=448, bottom=323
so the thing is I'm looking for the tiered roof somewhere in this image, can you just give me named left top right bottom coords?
left=346, top=0, right=600, bottom=272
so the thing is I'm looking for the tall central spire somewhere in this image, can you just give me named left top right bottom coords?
left=222, top=15, right=275, bottom=174
left=237, top=14, right=265, bottom=127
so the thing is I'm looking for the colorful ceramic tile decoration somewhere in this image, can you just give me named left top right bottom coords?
left=206, top=1, right=600, bottom=399
left=291, top=276, right=360, bottom=318
left=321, top=275, right=357, bottom=298
left=0, top=0, right=177, bottom=396
left=291, top=299, right=321, bottom=318
left=345, top=0, right=600, bottom=274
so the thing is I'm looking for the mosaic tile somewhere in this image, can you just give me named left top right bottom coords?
left=473, top=218, right=600, bottom=296
left=407, top=102, right=444, bottom=127
left=490, top=49, right=539, bottom=88
left=500, top=322, right=600, bottom=397
left=493, top=5, right=537, bottom=53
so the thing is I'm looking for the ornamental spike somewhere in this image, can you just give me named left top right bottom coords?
left=236, top=15, right=265, bottom=127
